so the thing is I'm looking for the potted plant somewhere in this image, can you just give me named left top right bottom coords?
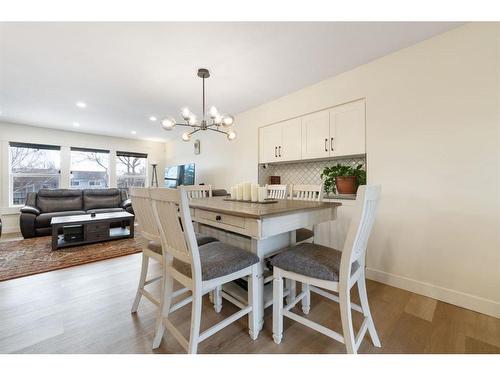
left=321, top=163, right=366, bottom=195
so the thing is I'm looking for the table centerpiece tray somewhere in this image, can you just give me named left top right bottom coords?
left=223, top=198, right=278, bottom=204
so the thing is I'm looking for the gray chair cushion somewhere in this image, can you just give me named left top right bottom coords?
left=147, top=233, right=218, bottom=255
left=35, top=210, right=86, bottom=227
left=195, top=233, right=218, bottom=246
left=271, top=242, right=359, bottom=282
left=296, top=228, right=314, bottom=242
left=173, top=241, right=259, bottom=281
left=147, top=240, right=162, bottom=254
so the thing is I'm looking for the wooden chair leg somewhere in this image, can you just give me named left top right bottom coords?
left=272, top=270, right=284, bottom=344
left=301, top=283, right=310, bottom=314
left=357, top=275, right=381, bottom=347
left=339, top=286, right=356, bottom=354
left=248, top=266, right=260, bottom=340
left=188, top=291, right=203, bottom=354
left=286, top=279, right=296, bottom=304
left=152, top=271, right=173, bottom=349
left=131, top=252, right=149, bottom=313
left=214, top=285, right=222, bottom=313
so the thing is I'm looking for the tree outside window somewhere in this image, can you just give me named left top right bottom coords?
left=116, top=151, right=147, bottom=193
left=9, top=143, right=61, bottom=205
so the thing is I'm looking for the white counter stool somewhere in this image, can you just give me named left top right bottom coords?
left=289, top=184, right=323, bottom=243
left=130, top=187, right=218, bottom=314
left=271, top=185, right=381, bottom=354
left=150, top=187, right=261, bottom=354
left=266, top=184, right=288, bottom=199
left=183, top=184, right=212, bottom=199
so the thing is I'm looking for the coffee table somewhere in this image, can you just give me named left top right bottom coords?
left=50, top=212, right=135, bottom=250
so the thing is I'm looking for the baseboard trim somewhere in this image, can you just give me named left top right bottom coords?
left=1, top=226, right=20, bottom=234
left=366, top=268, right=500, bottom=319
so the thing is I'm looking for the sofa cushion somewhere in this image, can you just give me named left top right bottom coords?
left=37, top=189, right=83, bottom=213
left=173, top=241, right=259, bottom=281
left=83, top=189, right=122, bottom=210
left=271, top=242, right=359, bottom=282
left=35, top=210, right=86, bottom=227
left=86, top=208, right=126, bottom=215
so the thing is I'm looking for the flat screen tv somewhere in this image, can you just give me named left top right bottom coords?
left=164, top=163, right=195, bottom=188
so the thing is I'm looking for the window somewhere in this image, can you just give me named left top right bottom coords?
left=70, top=147, right=110, bottom=189
left=9, top=142, right=61, bottom=205
left=116, top=151, right=147, bottom=193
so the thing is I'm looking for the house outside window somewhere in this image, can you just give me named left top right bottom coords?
left=9, top=142, right=61, bottom=205
left=116, top=151, right=148, bottom=193
left=70, top=147, right=109, bottom=189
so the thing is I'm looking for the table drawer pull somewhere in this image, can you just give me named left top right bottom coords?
left=196, top=210, right=246, bottom=228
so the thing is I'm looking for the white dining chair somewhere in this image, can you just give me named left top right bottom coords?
left=266, top=184, right=288, bottom=199
left=129, top=187, right=164, bottom=313
left=150, top=187, right=261, bottom=353
left=130, top=187, right=219, bottom=314
left=182, top=184, right=212, bottom=199
left=271, top=185, right=382, bottom=354
left=182, top=184, right=223, bottom=312
left=289, top=184, right=323, bottom=243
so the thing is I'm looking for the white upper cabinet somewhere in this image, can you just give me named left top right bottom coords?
left=259, top=118, right=302, bottom=163
left=258, top=98, right=366, bottom=163
left=259, top=124, right=282, bottom=163
left=330, top=99, right=366, bottom=157
left=280, top=118, right=302, bottom=162
left=301, top=109, right=330, bottom=160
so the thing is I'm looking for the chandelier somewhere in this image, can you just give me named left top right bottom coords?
left=161, top=68, right=236, bottom=142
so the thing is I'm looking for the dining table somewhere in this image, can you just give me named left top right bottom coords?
left=188, top=196, right=341, bottom=333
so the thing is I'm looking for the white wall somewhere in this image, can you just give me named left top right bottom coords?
left=166, top=23, right=500, bottom=317
left=0, top=121, right=167, bottom=232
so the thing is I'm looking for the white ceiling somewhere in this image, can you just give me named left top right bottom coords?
left=0, top=22, right=462, bottom=142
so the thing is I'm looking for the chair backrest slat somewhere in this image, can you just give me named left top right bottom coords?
left=130, top=187, right=160, bottom=244
left=289, top=184, right=323, bottom=202
left=150, top=188, right=199, bottom=266
left=340, top=185, right=381, bottom=273
left=182, top=185, right=212, bottom=199
left=266, top=184, right=288, bottom=199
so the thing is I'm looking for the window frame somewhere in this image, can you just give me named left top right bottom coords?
left=69, top=147, right=111, bottom=190
left=115, top=150, right=149, bottom=192
left=8, top=142, right=61, bottom=207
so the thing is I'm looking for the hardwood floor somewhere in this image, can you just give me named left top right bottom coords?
left=0, top=252, right=499, bottom=354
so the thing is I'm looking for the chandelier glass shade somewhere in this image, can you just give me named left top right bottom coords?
left=161, top=68, right=236, bottom=142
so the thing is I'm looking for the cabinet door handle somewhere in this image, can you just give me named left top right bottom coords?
left=215, top=215, right=222, bottom=221
left=278, top=146, right=281, bottom=157
left=324, top=138, right=328, bottom=152
left=275, top=146, right=278, bottom=158
left=331, top=137, right=334, bottom=151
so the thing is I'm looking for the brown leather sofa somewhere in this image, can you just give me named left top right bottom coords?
left=19, top=188, right=133, bottom=238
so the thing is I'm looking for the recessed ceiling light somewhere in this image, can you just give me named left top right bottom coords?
left=131, top=130, right=137, bottom=135
left=76, top=101, right=87, bottom=108
left=73, top=122, right=80, bottom=127
left=149, top=116, right=157, bottom=122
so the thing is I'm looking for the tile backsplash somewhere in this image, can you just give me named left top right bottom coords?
left=258, top=156, right=366, bottom=186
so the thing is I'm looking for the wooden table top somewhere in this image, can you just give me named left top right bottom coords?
left=51, top=212, right=134, bottom=225
left=188, top=197, right=341, bottom=219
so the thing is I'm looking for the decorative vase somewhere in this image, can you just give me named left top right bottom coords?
left=335, top=176, right=358, bottom=194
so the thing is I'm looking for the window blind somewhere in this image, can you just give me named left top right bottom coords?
left=9, top=142, right=61, bottom=151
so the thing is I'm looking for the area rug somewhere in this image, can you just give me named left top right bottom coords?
left=0, top=236, right=143, bottom=282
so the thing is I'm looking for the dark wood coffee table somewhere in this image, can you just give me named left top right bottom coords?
left=50, top=212, right=135, bottom=250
